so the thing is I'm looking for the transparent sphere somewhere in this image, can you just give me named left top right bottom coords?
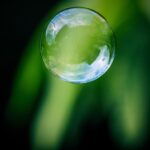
left=41, top=8, right=115, bottom=83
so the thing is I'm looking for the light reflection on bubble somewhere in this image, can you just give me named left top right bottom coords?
left=41, top=8, right=115, bottom=83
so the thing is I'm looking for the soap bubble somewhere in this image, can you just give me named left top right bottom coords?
left=41, top=7, right=115, bottom=83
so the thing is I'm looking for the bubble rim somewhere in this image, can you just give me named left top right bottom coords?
left=40, top=7, right=116, bottom=84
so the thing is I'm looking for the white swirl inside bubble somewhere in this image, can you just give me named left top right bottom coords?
left=41, top=8, right=115, bottom=83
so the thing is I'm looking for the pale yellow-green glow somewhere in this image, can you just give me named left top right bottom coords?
left=32, top=76, right=81, bottom=149
left=117, top=84, right=146, bottom=143
left=55, top=0, right=132, bottom=29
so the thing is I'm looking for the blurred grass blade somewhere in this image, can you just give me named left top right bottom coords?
left=31, top=77, right=80, bottom=150
left=6, top=28, right=45, bottom=125
left=109, top=61, right=147, bottom=148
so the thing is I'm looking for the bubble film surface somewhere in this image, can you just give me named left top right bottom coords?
left=41, top=8, right=115, bottom=83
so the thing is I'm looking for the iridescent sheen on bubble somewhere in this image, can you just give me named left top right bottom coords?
left=41, top=8, right=115, bottom=83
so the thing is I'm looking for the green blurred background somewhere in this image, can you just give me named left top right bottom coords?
left=2, top=0, right=150, bottom=150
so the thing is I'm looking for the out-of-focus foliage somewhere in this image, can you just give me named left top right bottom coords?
left=6, top=0, right=150, bottom=150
